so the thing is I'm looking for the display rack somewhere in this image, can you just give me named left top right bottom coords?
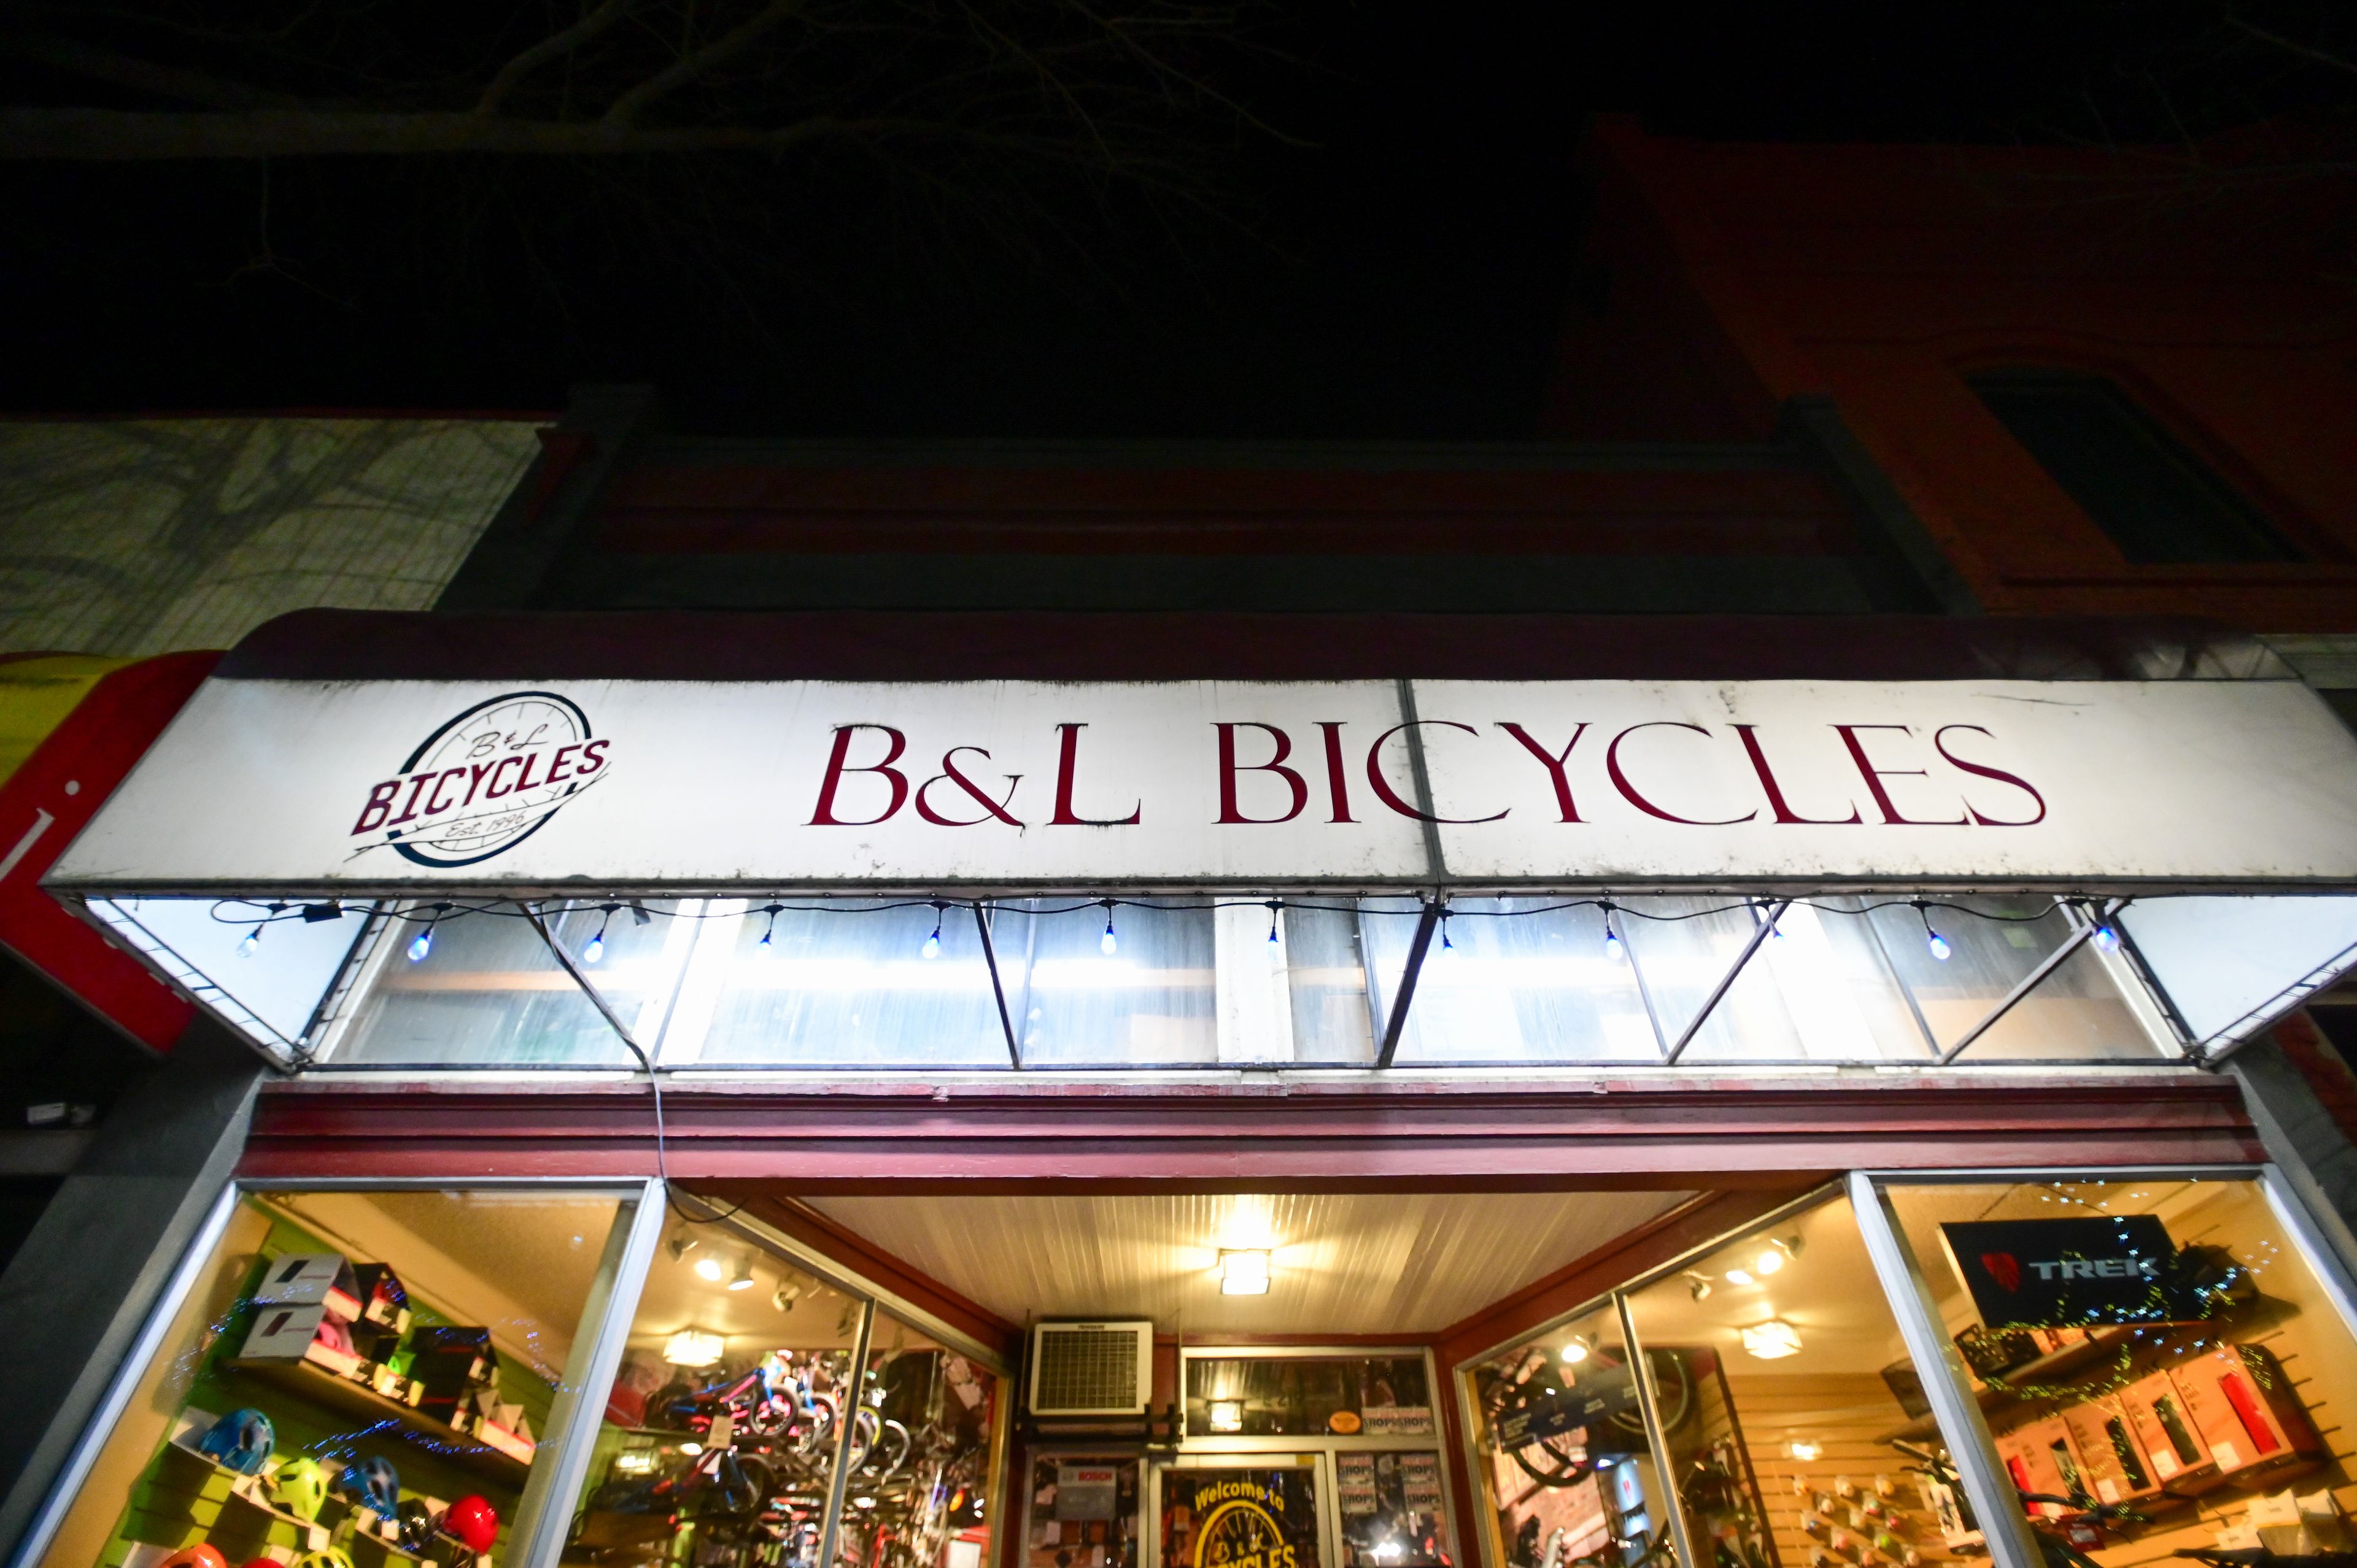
left=1877, top=1327, right=2140, bottom=1446
left=226, top=1359, right=532, bottom=1488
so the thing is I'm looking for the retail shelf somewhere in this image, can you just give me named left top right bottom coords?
left=1880, top=1327, right=2138, bottom=1445
left=226, top=1359, right=531, bottom=1489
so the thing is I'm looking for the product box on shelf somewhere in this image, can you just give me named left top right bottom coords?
left=254, top=1253, right=363, bottom=1323
left=411, top=1326, right=498, bottom=1421
left=2121, top=1368, right=2222, bottom=1494
left=1992, top=1418, right=2083, bottom=1518
left=2168, top=1345, right=2323, bottom=1489
left=240, top=1302, right=366, bottom=1377
left=351, top=1263, right=415, bottom=1335
left=2059, top=1397, right=2170, bottom=1505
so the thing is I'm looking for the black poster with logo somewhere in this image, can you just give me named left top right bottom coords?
left=1941, top=1215, right=2198, bottom=1329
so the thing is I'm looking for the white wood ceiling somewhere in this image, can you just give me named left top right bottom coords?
left=805, top=1191, right=1695, bottom=1335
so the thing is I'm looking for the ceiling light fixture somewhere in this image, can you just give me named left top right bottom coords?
left=1724, top=1267, right=1756, bottom=1287
left=1685, top=1272, right=1713, bottom=1302
left=664, top=1329, right=725, bottom=1367
left=694, top=1254, right=726, bottom=1283
left=729, top=1257, right=758, bottom=1291
left=1739, top=1319, right=1803, bottom=1360
left=1208, top=1399, right=1244, bottom=1432
left=1560, top=1336, right=1591, bottom=1364
left=1219, top=1248, right=1271, bottom=1296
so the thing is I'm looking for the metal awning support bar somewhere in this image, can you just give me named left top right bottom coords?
left=1936, top=908, right=2097, bottom=1065
left=972, top=901, right=1020, bottom=1069
left=1374, top=898, right=1442, bottom=1069
left=1663, top=898, right=1789, bottom=1065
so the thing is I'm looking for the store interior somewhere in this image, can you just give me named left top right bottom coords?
left=39, top=1176, right=2357, bottom=1568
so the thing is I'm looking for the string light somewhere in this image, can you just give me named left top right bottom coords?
left=1438, top=910, right=1454, bottom=954
left=407, top=926, right=435, bottom=963
left=757, top=903, right=781, bottom=950
left=1916, top=902, right=1951, bottom=962
left=1100, top=900, right=1118, bottom=956
left=237, top=924, right=264, bottom=958
left=1603, top=903, right=1627, bottom=965
left=1266, top=900, right=1283, bottom=963
left=582, top=906, right=613, bottom=965
left=2089, top=905, right=2122, bottom=953
left=923, top=903, right=943, bottom=960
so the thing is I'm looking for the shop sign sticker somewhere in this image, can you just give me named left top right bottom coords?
left=1336, top=1456, right=1377, bottom=1516
left=1359, top=1405, right=1434, bottom=1436
left=1058, top=1465, right=1119, bottom=1521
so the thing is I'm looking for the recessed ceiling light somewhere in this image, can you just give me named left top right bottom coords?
left=693, top=1255, right=725, bottom=1283
left=1739, top=1319, right=1802, bottom=1360
left=664, top=1329, right=724, bottom=1367
left=1209, top=1399, right=1244, bottom=1431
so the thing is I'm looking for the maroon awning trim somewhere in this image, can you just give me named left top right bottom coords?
left=217, top=608, right=2278, bottom=683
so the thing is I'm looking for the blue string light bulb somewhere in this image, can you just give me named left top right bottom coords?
left=582, top=906, right=612, bottom=965
left=1917, top=902, right=1951, bottom=962
left=1266, top=900, right=1283, bottom=964
left=2091, top=909, right=2122, bottom=953
left=757, top=903, right=781, bottom=951
left=1602, top=904, right=1627, bottom=965
left=407, top=924, right=434, bottom=963
left=1100, top=900, right=1118, bottom=956
left=238, top=924, right=264, bottom=959
left=923, top=904, right=943, bottom=960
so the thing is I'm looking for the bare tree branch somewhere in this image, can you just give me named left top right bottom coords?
left=474, top=0, right=638, bottom=115
left=602, top=0, right=808, bottom=126
left=2, top=32, right=299, bottom=111
left=0, top=106, right=949, bottom=158
left=2226, top=12, right=2357, bottom=78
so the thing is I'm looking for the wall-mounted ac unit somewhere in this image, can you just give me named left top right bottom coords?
left=1028, top=1320, right=1154, bottom=1416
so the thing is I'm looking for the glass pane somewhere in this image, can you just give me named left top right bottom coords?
left=1625, top=1192, right=1935, bottom=1568
left=1160, top=1464, right=1323, bottom=1568
left=1463, top=1301, right=1680, bottom=1568
left=1357, top=896, right=1433, bottom=1045
left=1005, top=899, right=1216, bottom=1065
left=1336, top=1454, right=1450, bottom=1568
left=1665, top=898, right=1934, bottom=1065
left=335, top=901, right=686, bottom=1065
left=1883, top=1174, right=2357, bottom=1568
left=834, top=1313, right=1002, bottom=1568
left=1281, top=905, right=1377, bottom=1065
left=1022, top=1454, right=1142, bottom=1568
left=570, top=1222, right=869, bottom=1568
left=1184, top=1356, right=1434, bottom=1438
left=685, top=900, right=1010, bottom=1066
left=1394, top=900, right=1657, bottom=1064
left=1867, top=899, right=2164, bottom=1062
left=37, top=1188, right=631, bottom=1568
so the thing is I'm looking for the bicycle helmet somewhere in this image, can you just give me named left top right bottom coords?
left=336, top=1455, right=401, bottom=1519
left=198, top=1408, right=274, bottom=1475
left=158, top=1547, right=226, bottom=1568
left=269, top=1458, right=330, bottom=1522
left=396, top=1500, right=439, bottom=1554
left=444, top=1495, right=500, bottom=1553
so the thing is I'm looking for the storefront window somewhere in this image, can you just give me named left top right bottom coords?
left=1004, top=899, right=1218, bottom=1065
left=835, top=1313, right=1002, bottom=1568
left=1879, top=1173, right=2357, bottom=1568
left=1022, top=1454, right=1141, bottom=1568
left=683, top=900, right=1010, bottom=1067
left=1623, top=1192, right=1941, bottom=1568
left=1863, top=900, right=2160, bottom=1062
left=36, top=1186, right=635, bottom=1568
left=331, top=902, right=682, bottom=1065
left=568, top=1215, right=1006, bottom=1568
left=1185, top=1355, right=1434, bottom=1439
left=1465, top=1303, right=1678, bottom=1568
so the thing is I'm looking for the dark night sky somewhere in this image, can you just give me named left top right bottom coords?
left=0, top=3, right=2331, bottom=436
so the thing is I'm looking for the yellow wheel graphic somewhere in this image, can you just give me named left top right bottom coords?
left=1193, top=1499, right=1286, bottom=1568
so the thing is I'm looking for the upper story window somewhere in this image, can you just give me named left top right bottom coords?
left=1965, top=368, right=2303, bottom=564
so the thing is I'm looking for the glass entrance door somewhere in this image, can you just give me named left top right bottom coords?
left=1153, top=1456, right=1333, bottom=1568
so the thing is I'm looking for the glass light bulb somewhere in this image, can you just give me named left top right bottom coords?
left=1604, top=927, right=1627, bottom=964
left=1927, top=930, right=1952, bottom=962
left=1560, top=1340, right=1589, bottom=1364
left=408, top=928, right=433, bottom=963
left=2092, top=924, right=2121, bottom=954
left=923, top=929, right=942, bottom=960
left=694, top=1256, right=725, bottom=1282
left=1755, top=1247, right=1785, bottom=1275
left=238, top=925, right=263, bottom=959
left=582, top=932, right=605, bottom=964
left=1101, top=923, right=1117, bottom=956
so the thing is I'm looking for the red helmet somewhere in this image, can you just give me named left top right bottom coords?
left=444, top=1495, right=499, bottom=1553
left=158, top=1548, right=226, bottom=1568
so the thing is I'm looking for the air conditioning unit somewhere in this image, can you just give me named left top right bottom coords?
left=1028, top=1320, right=1154, bottom=1416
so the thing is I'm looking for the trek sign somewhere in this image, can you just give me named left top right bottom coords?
left=47, top=676, right=2357, bottom=890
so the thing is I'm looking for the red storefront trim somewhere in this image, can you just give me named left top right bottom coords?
left=240, top=1073, right=2260, bottom=1186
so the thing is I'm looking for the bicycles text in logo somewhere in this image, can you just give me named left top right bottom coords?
left=349, top=690, right=612, bottom=867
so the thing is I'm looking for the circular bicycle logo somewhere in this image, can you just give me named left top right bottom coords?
left=348, top=690, right=611, bottom=868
